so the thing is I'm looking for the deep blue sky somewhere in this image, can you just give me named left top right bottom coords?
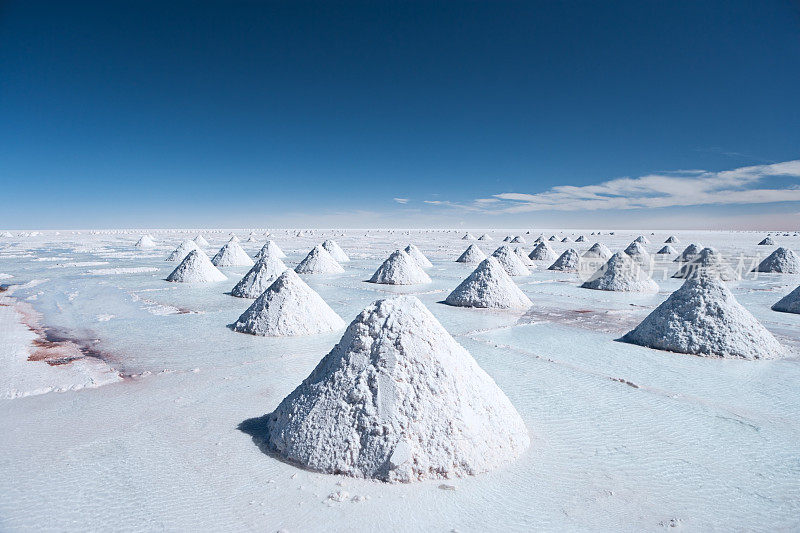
left=1, top=1, right=799, bottom=229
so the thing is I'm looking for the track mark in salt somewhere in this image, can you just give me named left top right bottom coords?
left=48, top=261, right=109, bottom=268
left=84, top=267, right=159, bottom=275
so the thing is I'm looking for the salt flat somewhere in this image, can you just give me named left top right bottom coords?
left=0, top=228, right=799, bottom=531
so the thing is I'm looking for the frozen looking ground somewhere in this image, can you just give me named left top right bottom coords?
left=0, top=229, right=799, bottom=531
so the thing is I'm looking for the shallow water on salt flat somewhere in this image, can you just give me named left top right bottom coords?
left=0, top=229, right=799, bottom=531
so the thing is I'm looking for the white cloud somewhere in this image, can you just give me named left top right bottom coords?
left=456, top=160, right=800, bottom=213
left=393, top=198, right=409, bottom=204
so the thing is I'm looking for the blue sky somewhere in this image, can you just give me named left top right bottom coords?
left=1, top=1, right=799, bottom=229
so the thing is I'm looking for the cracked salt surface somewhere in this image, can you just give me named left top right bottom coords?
left=0, top=229, right=799, bottom=531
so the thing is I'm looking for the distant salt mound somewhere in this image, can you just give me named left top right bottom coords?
left=657, top=245, right=677, bottom=255
left=624, top=241, right=650, bottom=263
left=322, top=239, right=350, bottom=263
left=575, top=235, right=586, bottom=242
left=231, top=255, right=288, bottom=298
left=445, top=257, right=532, bottom=309
left=515, top=247, right=536, bottom=266
left=674, top=243, right=703, bottom=263
left=621, top=274, right=784, bottom=359
left=548, top=249, right=580, bottom=271
left=2, top=231, right=14, bottom=238
left=233, top=270, right=344, bottom=336
left=492, top=245, right=530, bottom=276
left=456, top=244, right=487, bottom=263
left=255, top=240, right=286, bottom=260
left=194, top=234, right=210, bottom=247
left=295, top=245, right=345, bottom=274
left=229, top=234, right=240, bottom=242
left=533, top=236, right=544, bottom=244
left=212, top=239, right=254, bottom=267
left=370, top=250, right=432, bottom=285
left=634, top=235, right=650, bottom=244
left=673, top=247, right=737, bottom=281
left=478, top=234, right=491, bottom=241
left=665, top=235, right=679, bottom=244
left=758, top=237, right=775, bottom=246
left=753, top=247, right=800, bottom=274
left=529, top=241, right=557, bottom=261
left=581, top=252, right=659, bottom=292
left=134, top=234, right=156, bottom=248
left=560, top=237, right=570, bottom=243
left=510, top=235, right=525, bottom=244
left=772, top=285, right=800, bottom=314
left=263, top=295, right=530, bottom=482
left=582, top=242, right=612, bottom=260
left=548, top=235, right=558, bottom=242
left=166, top=239, right=201, bottom=262
left=462, top=232, right=476, bottom=240
left=166, top=250, right=227, bottom=283
left=502, top=236, right=513, bottom=242
left=404, top=244, right=433, bottom=268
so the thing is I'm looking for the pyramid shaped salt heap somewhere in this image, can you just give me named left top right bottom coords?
left=772, top=285, right=800, bottom=314
left=510, top=235, right=525, bottom=244
left=674, top=243, right=703, bottom=263
left=478, top=234, right=491, bottom=241
left=404, top=244, right=433, bottom=268
left=212, top=239, right=254, bottom=267
left=262, top=295, right=530, bottom=482
left=194, top=234, right=210, bottom=247
left=515, top=247, right=536, bottom=266
left=548, top=249, right=580, bottom=271
left=231, top=255, right=288, bottom=298
left=445, top=257, right=532, bottom=309
left=134, top=234, right=156, bottom=248
left=673, top=247, right=737, bottom=281
left=492, top=245, right=530, bottom=276
left=529, top=241, right=556, bottom=261
left=620, top=273, right=783, bottom=359
left=322, top=239, right=350, bottom=263
left=533, top=236, right=544, bottom=244
left=657, top=245, right=677, bottom=255
left=255, top=240, right=287, bottom=260
left=295, top=245, right=345, bottom=274
left=369, top=250, right=432, bottom=285
left=624, top=241, right=650, bottom=262
left=753, top=247, right=800, bottom=273
left=462, top=232, right=476, bottom=240
left=665, top=235, right=679, bottom=244
left=233, top=270, right=344, bottom=336
left=758, top=237, right=775, bottom=246
left=634, top=235, right=650, bottom=244
left=548, top=235, right=558, bottom=241
left=575, top=235, right=586, bottom=242
left=581, top=252, right=659, bottom=292
left=166, top=250, right=227, bottom=283
left=582, top=242, right=612, bottom=260
left=561, top=237, right=570, bottom=243
left=166, top=239, right=201, bottom=262
left=456, top=244, right=487, bottom=264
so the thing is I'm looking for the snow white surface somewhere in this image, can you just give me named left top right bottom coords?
left=0, top=228, right=799, bottom=531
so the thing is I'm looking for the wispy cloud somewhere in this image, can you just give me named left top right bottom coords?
left=393, top=197, right=409, bottom=204
left=423, top=160, right=800, bottom=214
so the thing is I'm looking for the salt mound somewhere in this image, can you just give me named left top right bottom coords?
left=621, top=273, right=784, bottom=359
left=502, top=236, right=513, bottom=242
left=322, top=239, right=350, bottom=263
left=369, top=250, right=432, bottom=285
left=665, top=235, right=679, bottom=244
left=455, top=244, right=487, bottom=263
left=575, top=235, right=586, bottom=242
left=462, top=232, right=476, bottom=240
left=548, top=235, right=558, bottom=241
left=404, top=244, right=433, bottom=268
left=510, top=235, right=525, bottom=244
left=582, top=242, right=612, bottom=259
left=263, top=295, right=530, bottom=482
left=194, top=234, right=209, bottom=247
left=634, top=235, right=650, bottom=244
left=515, top=247, right=536, bottom=266
left=229, top=234, right=240, bottom=242
left=673, top=248, right=737, bottom=281
left=529, top=241, right=557, bottom=261
left=758, top=237, right=775, bottom=246
left=295, top=245, right=345, bottom=274
left=134, top=234, right=156, bottom=248
left=674, top=243, right=703, bottom=263
left=233, top=270, right=344, bottom=336
left=581, top=252, right=659, bottom=292
left=548, top=249, right=580, bottom=271
left=491, top=245, right=530, bottom=276
left=657, top=245, right=677, bottom=255
left=1, top=231, right=13, bottom=238
left=624, top=241, right=650, bottom=263
left=255, top=240, right=287, bottom=260
left=231, top=255, right=288, bottom=298
left=166, top=239, right=200, bottom=262
left=212, top=239, right=254, bottom=267
left=246, top=233, right=257, bottom=243
left=753, top=247, right=800, bottom=273
left=445, top=257, right=532, bottom=309
left=166, top=250, right=227, bottom=283
left=477, top=234, right=491, bottom=241
left=772, top=286, right=800, bottom=314
left=560, top=237, right=570, bottom=243
left=533, top=236, right=544, bottom=244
